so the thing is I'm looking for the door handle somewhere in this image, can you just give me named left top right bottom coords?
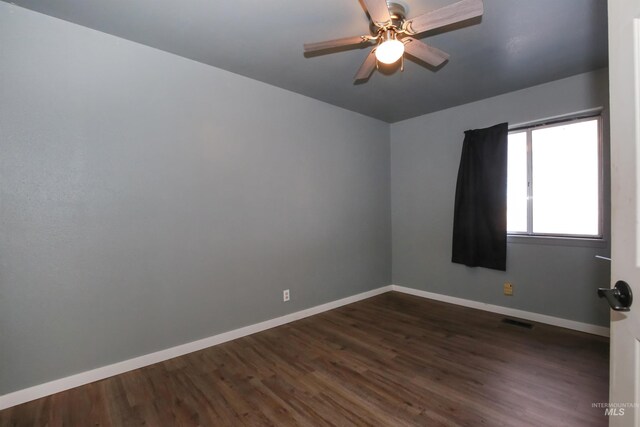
left=598, top=280, right=633, bottom=312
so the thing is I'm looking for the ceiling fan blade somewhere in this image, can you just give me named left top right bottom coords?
left=362, top=0, right=392, bottom=27
left=304, top=35, right=372, bottom=53
left=403, top=38, right=450, bottom=67
left=404, top=0, right=483, bottom=35
left=354, top=49, right=377, bottom=81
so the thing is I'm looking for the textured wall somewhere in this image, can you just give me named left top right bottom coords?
left=0, top=2, right=612, bottom=398
left=0, top=4, right=391, bottom=394
left=391, top=69, right=611, bottom=327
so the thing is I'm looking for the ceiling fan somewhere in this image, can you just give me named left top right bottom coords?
left=304, top=0, right=484, bottom=81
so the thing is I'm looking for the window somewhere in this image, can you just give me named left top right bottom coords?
left=507, top=116, right=602, bottom=238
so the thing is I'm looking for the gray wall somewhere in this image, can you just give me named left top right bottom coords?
left=0, top=2, right=612, bottom=398
left=391, top=69, right=611, bottom=327
left=0, top=4, right=391, bottom=394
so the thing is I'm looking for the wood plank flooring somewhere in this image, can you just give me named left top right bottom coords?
left=0, top=292, right=609, bottom=426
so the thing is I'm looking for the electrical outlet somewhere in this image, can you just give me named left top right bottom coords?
left=503, top=282, right=513, bottom=296
left=283, top=289, right=290, bottom=302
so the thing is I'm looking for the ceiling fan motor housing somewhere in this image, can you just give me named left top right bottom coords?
left=369, top=2, right=407, bottom=35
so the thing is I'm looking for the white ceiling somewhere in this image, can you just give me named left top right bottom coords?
left=5, top=0, right=608, bottom=122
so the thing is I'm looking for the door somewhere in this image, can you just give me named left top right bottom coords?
left=608, top=0, right=640, bottom=426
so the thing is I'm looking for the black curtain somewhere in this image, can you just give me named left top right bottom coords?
left=452, top=122, right=508, bottom=271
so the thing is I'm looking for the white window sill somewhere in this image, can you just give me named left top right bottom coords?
left=507, top=234, right=608, bottom=248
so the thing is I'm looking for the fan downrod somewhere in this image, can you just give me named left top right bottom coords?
left=369, top=2, right=407, bottom=34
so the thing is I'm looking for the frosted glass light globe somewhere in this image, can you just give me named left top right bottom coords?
left=375, top=39, right=404, bottom=64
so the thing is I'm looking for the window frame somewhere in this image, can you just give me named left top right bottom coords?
left=507, top=114, right=604, bottom=240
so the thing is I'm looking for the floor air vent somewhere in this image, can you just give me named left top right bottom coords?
left=502, top=318, right=534, bottom=329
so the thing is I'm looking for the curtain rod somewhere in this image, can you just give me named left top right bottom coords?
left=508, top=107, right=604, bottom=132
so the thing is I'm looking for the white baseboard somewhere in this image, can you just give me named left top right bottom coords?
left=1, top=283, right=608, bottom=411
left=0, top=285, right=392, bottom=411
left=391, top=285, right=610, bottom=337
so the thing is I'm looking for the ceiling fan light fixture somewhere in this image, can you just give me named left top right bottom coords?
left=303, top=0, right=484, bottom=81
left=375, top=30, right=404, bottom=64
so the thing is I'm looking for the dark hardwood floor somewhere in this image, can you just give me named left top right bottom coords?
left=0, top=292, right=609, bottom=426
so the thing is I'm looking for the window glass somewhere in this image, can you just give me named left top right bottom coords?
left=507, top=117, right=601, bottom=238
left=507, top=132, right=528, bottom=233
left=531, top=120, right=599, bottom=236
